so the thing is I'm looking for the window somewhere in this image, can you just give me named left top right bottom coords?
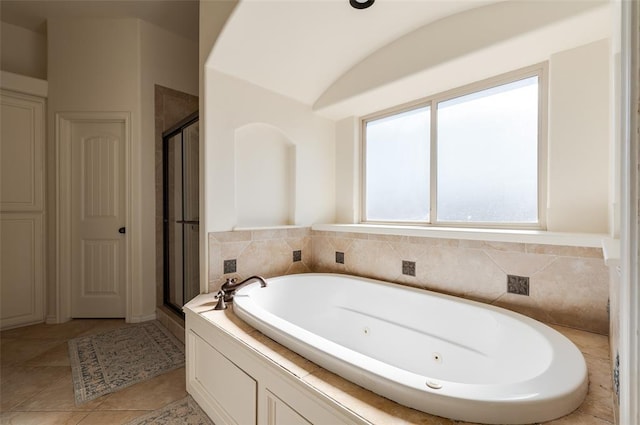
left=362, top=65, right=545, bottom=228
left=365, top=106, right=430, bottom=222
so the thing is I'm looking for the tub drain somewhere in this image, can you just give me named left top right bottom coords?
left=426, top=380, right=443, bottom=390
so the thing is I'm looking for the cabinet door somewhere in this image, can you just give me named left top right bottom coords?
left=0, top=214, right=44, bottom=328
left=0, top=90, right=44, bottom=212
left=0, top=89, right=45, bottom=329
left=266, top=390, right=311, bottom=425
left=191, top=331, right=257, bottom=425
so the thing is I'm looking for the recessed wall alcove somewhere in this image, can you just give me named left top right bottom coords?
left=234, top=123, right=296, bottom=227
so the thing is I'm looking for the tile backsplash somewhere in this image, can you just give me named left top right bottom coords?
left=208, top=227, right=312, bottom=290
left=208, top=227, right=609, bottom=334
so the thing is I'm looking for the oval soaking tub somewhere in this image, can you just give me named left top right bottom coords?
left=233, top=273, right=588, bottom=424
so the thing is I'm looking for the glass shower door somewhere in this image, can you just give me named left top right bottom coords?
left=163, top=113, right=199, bottom=315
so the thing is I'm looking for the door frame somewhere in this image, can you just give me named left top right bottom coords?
left=55, top=111, right=132, bottom=323
left=620, top=0, right=640, bottom=422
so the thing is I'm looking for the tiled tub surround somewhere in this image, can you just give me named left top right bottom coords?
left=187, top=296, right=614, bottom=424
left=208, top=227, right=312, bottom=290
left=208, top=228, right=609, bottom=335
left=313, top=231, right=609, bottom=334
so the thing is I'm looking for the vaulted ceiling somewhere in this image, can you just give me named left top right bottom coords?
left=208, top=0, right=611, bottom=119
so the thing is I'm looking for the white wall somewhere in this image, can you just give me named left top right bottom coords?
left=140, top=20, right=198, bottom=315
left=235, top=123, right=295, bottom=227
left=335, top=117, right=359, bottom=223
left=47, top=18, right=143, bottom=322
left=334, top=39, right=611, bottom=234
left=199, top=0, right=238, bottom=292
left=1, top=22, right=47, bottom=80
left=547, top=39, right=610, bottom=233
left=47, top=17, right=197, bottom=322
left=204, top=70, right=335, bottom=232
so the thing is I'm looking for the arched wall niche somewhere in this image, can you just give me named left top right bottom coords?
left=234, top=122, right=296, bottom=228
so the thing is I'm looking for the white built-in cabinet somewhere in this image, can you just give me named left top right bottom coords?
left=1, top=83, right=46, bottom=329
left=185, top=307, right=367, bottom=425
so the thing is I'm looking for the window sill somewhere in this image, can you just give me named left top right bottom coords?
left=312, top=223, right=609, bottom=249
left=232, top=225, right=308, bottom=231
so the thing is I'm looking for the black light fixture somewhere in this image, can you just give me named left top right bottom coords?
left=350, top=0, right=374, bottom=10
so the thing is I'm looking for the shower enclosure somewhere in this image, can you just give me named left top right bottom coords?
left=163, top=112, right=199, bottom=316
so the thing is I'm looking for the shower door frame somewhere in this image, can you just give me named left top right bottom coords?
left=162, top=111, right=199, bottom=317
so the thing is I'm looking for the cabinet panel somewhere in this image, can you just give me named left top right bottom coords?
left=193, top=331, right=257, bottom=425
left=266, top=390, right=311, bottom=425
left=0, top=90, right=44, bottom=211
left=0, top=213, right=44, bottom=328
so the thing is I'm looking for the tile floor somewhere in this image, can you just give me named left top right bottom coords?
left=0, top=319, right=187, bottom=425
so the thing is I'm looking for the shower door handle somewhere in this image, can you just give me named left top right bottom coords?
left=175, top=220, right=200, bottom=225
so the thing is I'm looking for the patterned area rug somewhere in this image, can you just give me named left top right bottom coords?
left=125, top=396, right=214, bottom=425
left=68, top=320, right=185, bottom=404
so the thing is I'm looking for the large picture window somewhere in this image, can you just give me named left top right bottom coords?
left=362, top=65, right=546, bottom=228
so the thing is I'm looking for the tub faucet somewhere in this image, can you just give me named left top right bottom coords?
left=213, top=275, right=267, bottom=310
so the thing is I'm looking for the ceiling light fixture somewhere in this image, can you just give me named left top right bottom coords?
left=349, top=0, right=374, bottom=10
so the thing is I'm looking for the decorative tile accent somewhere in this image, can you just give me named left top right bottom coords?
left=402, top=260, right=416, bottom=277
left=507, top=274, right=529, bottom=296
left=223, top=259, right=237, bottom=274
left=293, top=250, right=302, bottom=262
left=335, top=251, right=345, bottom=264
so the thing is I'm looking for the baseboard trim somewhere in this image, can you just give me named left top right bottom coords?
left=128, top=313, right=157, bottom=323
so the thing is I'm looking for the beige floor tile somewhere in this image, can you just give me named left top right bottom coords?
left=24, top=341, right=71, bottom=367
left=0, top=366, right=71, bottom=411
left=13, top=372, right=106, bottom=412
left=95, top=367, right=187, bottom=411
left=76, top=410, right=147, bottom=425
left=1, top=321, right=100, bottom=341
left=0, top=411, right=89, bottom=425
left=72, top=320, right=137, bottom=338
left=0, top=338, right=65, bottom=366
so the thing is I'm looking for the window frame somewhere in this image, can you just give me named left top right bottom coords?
left=361, top=63, right=548, bottom=230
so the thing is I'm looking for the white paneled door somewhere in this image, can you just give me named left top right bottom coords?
left=68, top=119, right=127, bottom=318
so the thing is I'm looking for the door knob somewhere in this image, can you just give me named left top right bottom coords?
left=118, top=227, right=126, bottom=234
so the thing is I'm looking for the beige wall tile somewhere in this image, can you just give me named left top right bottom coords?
left=459, top=240, right=526, bottom=252
left=211, top=230, right=251, bottom=243
left=492, top=292, right=556, bottom=324
left=209, top=229, right=609, bottom=335
left=485, top=250, right=556, bottom=277
left=346, top=239, right=402, bottom=282
left=526, top=244, right=603, bottom=258
left=251, top=228, right=288, bottom=240
left=419, top=246, right=506, bottom=302
left=532, top=257, right=609, bottom=333
left=286, top=227, right=311, bottom=238
left=238, top=239, right=293, bottom=278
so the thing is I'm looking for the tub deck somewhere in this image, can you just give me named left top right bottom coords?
left=190, top=292, right=613, bottom=425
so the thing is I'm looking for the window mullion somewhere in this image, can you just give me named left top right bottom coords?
left=430, top=100, right=438, bottom=224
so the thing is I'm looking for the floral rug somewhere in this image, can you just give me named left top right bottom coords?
left=68, top=320, right=185, bottom=404
left=125, top=396, right=214, bottom=425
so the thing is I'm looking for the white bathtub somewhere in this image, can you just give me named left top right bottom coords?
left=233, top=273, right=588, bottom=424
